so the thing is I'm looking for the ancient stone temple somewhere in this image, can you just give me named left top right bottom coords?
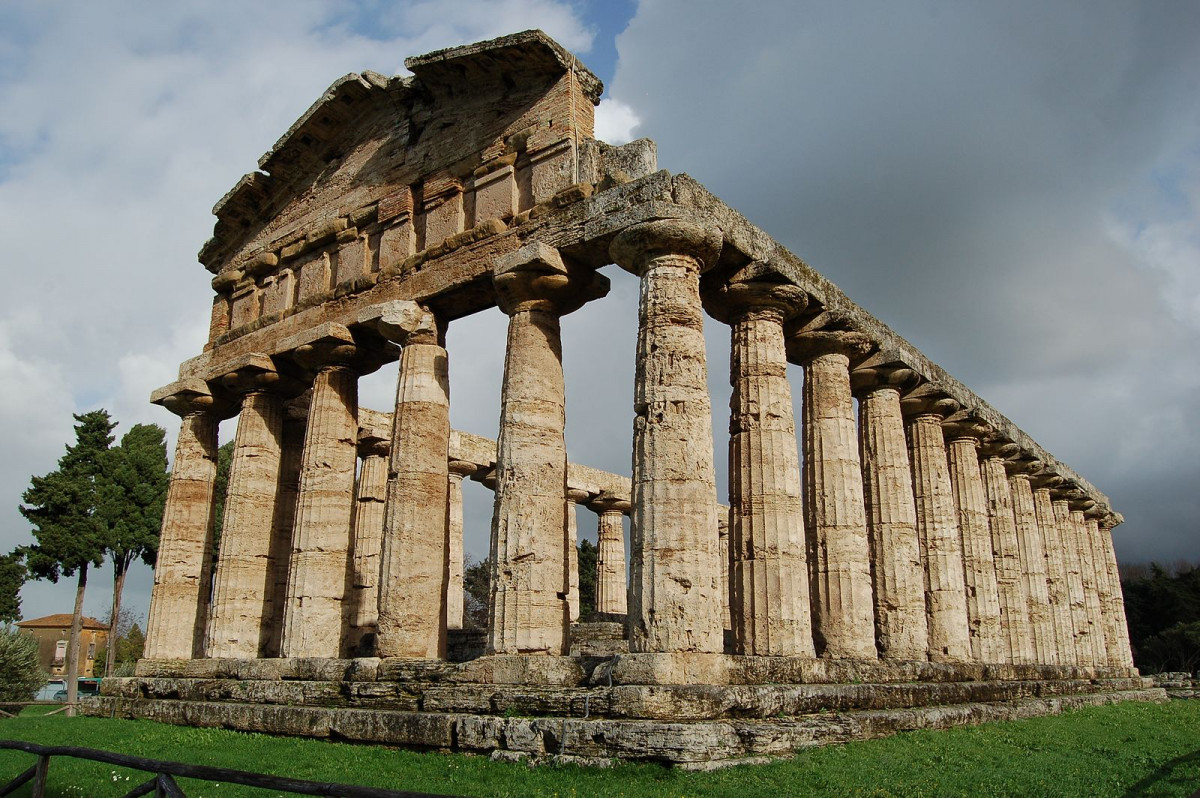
left=90, top=31, right=1162, bottom=767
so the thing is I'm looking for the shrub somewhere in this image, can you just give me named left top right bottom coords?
left=0, top=625, right=45, bottom=703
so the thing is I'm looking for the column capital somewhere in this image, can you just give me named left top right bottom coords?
left=609, top=218, right=723, bottom=276
left=786, top=325, right=875, bottom=366
left=1098, top=512, right=1124, bottom=531
left=942, top=413, right=992, bottom=443
left=588, top=493, right=631, bottom=515
left=281, top=322, right=396, bottom=376
left=701, top=262, right=808, bottom=324
left=566, top=487, right=593, bottom=504
left=151, top=378, right=225, bottom=418
left=850, top=364, right=921, bottom=397
left=210, top=352, right=303, bottom=397
left=358, top=436, right=390, bottom=459
left=494, top=242, right=610, bottom=316
left=357, top=300, right=439, bottom=346
left=448, top=459, right=479, bottom=479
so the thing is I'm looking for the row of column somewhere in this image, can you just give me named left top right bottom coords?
left=146, top=217, right=1133, bottom=670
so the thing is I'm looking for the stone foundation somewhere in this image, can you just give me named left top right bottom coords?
left=86, top=656, right=1162, bottom=766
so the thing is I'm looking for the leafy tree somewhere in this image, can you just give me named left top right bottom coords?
left=96, top=423, right=168, bottom=676
left=95, top=615, right=145, bottom=678
left=212, top=440, right=234, bottom=542
left=578, top=539, right=597, bottom=618
left=0, top=551, right=27, bottom=624
left=19, top=409, right=114, bottom=714
left=0, top=625, right=44, bottom=705
left=1122, top=562, right=1200, bottom=674
left=462, top=556, right=490, bottom=630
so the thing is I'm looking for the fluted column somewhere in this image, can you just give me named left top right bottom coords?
left=446, top=460, right=477, bottom=631
left=263, top=409, right=305, bottom=657
left=1008, top=468, right=1056, bottom=664
left=1034, top=487, right=1076, bottom=664
left=706, top=272, right=813, bottom=656
left=718, top=513, right=732, bottom=631
left=980, top=448, right=1033, bottom=664
left=206, top=358, right=287, bottom=659
left=1071, top=504, right=1107, bottom=667
left=280, top=328, right=363, bottom=659
left=565, top=488, right=591, bottom=623
left=945, top=428, right=1004, bottom=663
left=791, top=329, right=876, bottom=660
left=590, top=494, right=630, bottom=616
left=904, top=397, right=971, bottom=663
left=145, top=382, right=221, bottom=660
left=371, top=301, right=451, bottom=659
left=610, top=219, right=724, bottom=654
left=1053, top=495, right=1093, bottom=665
left=853, top=367, right=927, bottom=661
left=1098, top=516, right=1135, bottom=668
left=346, top=439, right=389, bottom=654
left=488, top=242, right=608, bottom=655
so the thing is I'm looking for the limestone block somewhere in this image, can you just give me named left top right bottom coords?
left=946, top=437, right=1004, bottom=663
left=144, top=403, right=219, bottom=661
left=335, top=233, right=369, bottom=286
left=473, top=165, right=518, bottom=222
left=379, top=219, right=415, bottom=272
left=610, top=220, right=724, bottom=654
left=981, top=457, right=1033, bottom=664
left=423, top=177, right=464, bottom=249
left=260, top=270, right=295, bottom=316
left=529, top=139, right=576, bottom=204
left=230, top=284, right=260, bottom=329
left=206, top=390, right=284, bottom=659
left=858, top=386, right=928, bottom=661
left=280, top=365, right=359, bottom=658
left=296, top=252, right=331, bottom=303
left=1009, top=475, right=1056, bottom=664
left=908, top=414, right=971, bottom=662
left=803, top=353, right=876, bottom=660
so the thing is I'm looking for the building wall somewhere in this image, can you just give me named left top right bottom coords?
left=21, top=626, right=108, bottom=677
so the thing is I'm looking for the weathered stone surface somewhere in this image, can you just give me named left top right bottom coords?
left=590, top=495, right=630, bottom=616
left=1009, top=473, right=1056, bottom=664
left=855, top=377, right=927, bottom=661
left=1034, top=488, right=1076, bottom=664
left=1097, top=519, right=1136, bottom=668
left=1070, top=507, right=1108, bottom=667
left=1051, top=495, right=1090, bottom=665
left=946, top=435, right=1004, bottom=663
left=980, top=455, right=1033, bottom=664
left=610, top=219, right=724, bottom=654
left=446, top=459, right=477, bottom=630
left=346, top=443, right=388, bottom=653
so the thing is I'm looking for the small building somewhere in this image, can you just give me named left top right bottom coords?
left=16, top=614, right=109, bottom=677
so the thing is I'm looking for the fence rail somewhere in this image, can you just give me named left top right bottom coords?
left=0, top=739, right=454, bottom=798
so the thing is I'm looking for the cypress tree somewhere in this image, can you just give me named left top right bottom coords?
left=0, top=551, right=26, bottom=624
left=20, top=409, right=114, bottom=715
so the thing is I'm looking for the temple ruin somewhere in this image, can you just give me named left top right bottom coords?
left=89, top=31, right=1163, bottom=766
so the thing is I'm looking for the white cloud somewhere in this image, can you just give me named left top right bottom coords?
left=594, top=98, right=641, bottom=145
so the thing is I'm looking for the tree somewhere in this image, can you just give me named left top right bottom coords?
left=212, top=440, right=234, bottom=542
left=463, top=557, right=490, bottom=630
left=1122, top=562, right=1200, bottom=673
left=0, top=551, right=27, bottom=624
left=96, top=423, right=168, bottom=676
left=19, top=409, right=114, bottom=715
left=0, top=625, right=44, bottom=706
left=93, top=606, right=144, bottom=677
left=577, top=539, right=597, bottom=619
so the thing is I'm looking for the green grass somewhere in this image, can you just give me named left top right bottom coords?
left=1, top=700, right=1198, bottom=797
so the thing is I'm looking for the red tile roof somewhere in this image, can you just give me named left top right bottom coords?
left=16, top=614, right=109, bottom=631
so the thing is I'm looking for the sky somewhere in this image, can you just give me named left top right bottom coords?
left=1, top=1, right=1197, bottom=630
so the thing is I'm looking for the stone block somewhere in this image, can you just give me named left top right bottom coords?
left=454, top=655, right=584, bottom=686
left=229, top=284, right=260, bottom=329
left=334, top=233, right=369, bottom=286
left=473, top=165, right=518, bottom=222
left=529, top=139, right=576, bottom=204
left=295, top=252, right=330, bottom=303
left=260, top=270, right=295, bottom=316
left=423, top=190, right=464, bottom=249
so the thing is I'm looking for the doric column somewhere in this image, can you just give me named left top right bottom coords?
left=1052, top=495, right=1093, bottom=665
left=370, top=301, right=451, bottom=659
left=705, top=268, right=813, bottom=657
left=346, top=437, right=389, bottom=654
left=144, top=381, right=222, bottom=660
left=852, top=365, right=928, bottom=661
left=718, top=513, right=731, bottom=631
left=610, top=219, right=724, bottom=654
left=1098, top=515, right=1135, bottom=668
left=790, top=326, right=877, bottom=660
left=1034, top=485, right=1076, bottom=664
left=263, top=407, right=305, bottom=657
left=1070, top=502, right=1108, bottom=667
left=206, top=356, right=289, bottom=659
left=488, top=242, right=608, bottom=655
left=446, top=459, right=478, bottom=631
left=903, top=394, right=971, bottom=663
left=590, top=494, right=630, bottom=616
left=1008, top=466, right=1056, bottom=664
left=980, top=444, right=1033, bottom=664
left=280, top=323, right=385, bottom=659
left=944, top=422, right=1005, bottom=664
left=565, top=488, right=592, bottom=623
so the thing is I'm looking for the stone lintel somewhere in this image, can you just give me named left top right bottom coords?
left=356, top=300, right=437, bottom=345
left=150, top=378, right=212, bottom=408
left=451, top=655, right=584, bottom=686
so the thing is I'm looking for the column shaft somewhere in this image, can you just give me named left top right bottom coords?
left=729, top=309, right=813, bottom=656
left=947, top=437, right=1005, bottom=663
left=859, top=387, right=927, bottom=660
left=908, top=414, right=971, bottom=662
left=1036, top=491, right=1077, bottom=664
left=489, top=308, right=570, bottom=654
left=280, top=366, right=359, bottom=658
left=347, top=451, right=387, bottom=652
left=263, top=415, right=304, bottom=657
left=378, top=340, right=451, bottom=658
left=1098, top=524, right=1135, bottom=668
left=981, top=457, right=1033, bottom=664
left=1053, top=497, right=1092, bottom=664
left=1010, top=474, right=1056, bottom=664
left=446, top=464, right=475, bottom=631
left=1072, top=508, right=1108, bottom=667
left=145, top=411, right=219, bottom=660
left=804, top=353, right=875, bottom=659
left=626, top=244, right=722, bottom=653
left=206, top=391, right=284, bottom=658
left=594, top=508, right=628, bottom=615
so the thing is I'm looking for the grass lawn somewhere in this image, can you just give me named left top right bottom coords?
left=1, top=699, right=1197, bottom=797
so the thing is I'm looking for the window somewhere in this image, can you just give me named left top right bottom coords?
left=53, top=640, right=67, bottom=665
